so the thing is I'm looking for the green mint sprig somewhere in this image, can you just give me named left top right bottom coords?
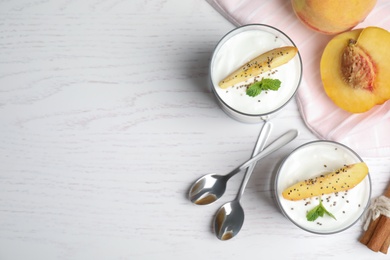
left=246, top=78, right=281, bottom=97
left=306, top=198, right=337, bottom=222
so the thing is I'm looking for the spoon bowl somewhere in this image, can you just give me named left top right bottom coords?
left=189, top=122, right=272, bottom=205
left=213, top=129, right=299, bottom=240
left=214, top=200, right=244, bottom=240
left=189, top=174, right=228, bottom=205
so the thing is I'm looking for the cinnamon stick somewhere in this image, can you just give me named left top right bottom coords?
left=380, top=184, right=390, bottom=254
left=360, top=217, right=380, bottom=244
left=385, top=183, right=390, bottom=198
left=380, top=233, right=390, bottom=254
left=360, top=182, right=390, bottom=254
left=366, top=216, right=390, bottom=252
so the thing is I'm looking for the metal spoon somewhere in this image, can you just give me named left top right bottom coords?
left=214, top=129, right=299, bottom=240
left=188, top=121, right=272, bottom=205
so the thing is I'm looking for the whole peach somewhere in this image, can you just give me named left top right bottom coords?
left=291, top=0, right=377, bottom=35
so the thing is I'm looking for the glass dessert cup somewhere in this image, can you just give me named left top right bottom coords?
left=274, top=140, right=372, bottom=234
left=209, top=24, right=303, bottom=123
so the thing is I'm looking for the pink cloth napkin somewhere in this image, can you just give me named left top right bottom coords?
left=207, top=0, right=390, bottom=158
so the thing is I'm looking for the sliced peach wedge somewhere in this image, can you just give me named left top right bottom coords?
left=219, top=46, right=298, bottom=89
left=282, top=162, right=369, bottom=201
left=320, top=26, right=390, bottom=113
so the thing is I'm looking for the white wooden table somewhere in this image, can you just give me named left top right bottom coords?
left=0, top=1, right=389, bottom=259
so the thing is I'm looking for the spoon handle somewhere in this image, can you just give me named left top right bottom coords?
left=228, top=129, right=298, bottom=178
left=241, top=129, right=298, bottom=169
left=235, top=121, right=272, bottom=200
left=251, top=121, right=272, bottom=159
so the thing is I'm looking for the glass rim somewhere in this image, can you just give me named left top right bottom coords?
left=274, top=140, right=372, bottom=235
left=209, top=23, right=303, bottom=118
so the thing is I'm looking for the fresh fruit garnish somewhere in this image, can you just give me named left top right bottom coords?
left=282, top=162, right=369, bottom=201
left=321, top=26, right=390, bottom=113
left=218, top=46, right=297, bottom=89
left=291, top=0, right=376, bottom=35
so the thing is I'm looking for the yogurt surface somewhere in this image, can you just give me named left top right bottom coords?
left=276, top=141, right=371, bottom=234
left=210, top=25, right=302, bottom=116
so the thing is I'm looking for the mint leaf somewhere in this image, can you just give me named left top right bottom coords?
left=306, top=199, right=336, bottom=222
left=246, top=81, right=263, bottom=97
left=261, top=78, right=281, bottom=91
left=323, top=207, right=337, bottom=220
left=246, top=78, right=281, bottom=97
left=306, top=205, right=320, bottom=221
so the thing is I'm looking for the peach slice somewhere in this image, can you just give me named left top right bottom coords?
left=218, top=46, right=298, bottom=89
left=320, top=27, right=390, bottom=113
left=282, top=162, right=369, bottom=201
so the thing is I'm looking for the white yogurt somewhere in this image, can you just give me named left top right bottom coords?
left=275, top=141, right=371, bottom=234
left=210, top=25, right=302, bottom=120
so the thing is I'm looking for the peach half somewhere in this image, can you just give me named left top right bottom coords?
left=291, top=0, right=377, bottom=35
left=320, top=27, right=390, bottom=113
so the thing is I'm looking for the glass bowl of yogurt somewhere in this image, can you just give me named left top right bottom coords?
left=274, top=140, right=371, bottom=234
left=209, top=24, right=303, bottom=123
